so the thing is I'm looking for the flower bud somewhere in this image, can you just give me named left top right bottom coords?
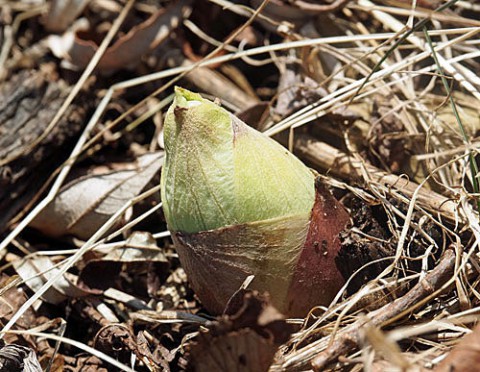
left=161, top=87, right=349, bottom=316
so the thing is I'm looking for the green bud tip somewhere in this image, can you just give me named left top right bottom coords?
left=161, top=87, right=316, bottom=234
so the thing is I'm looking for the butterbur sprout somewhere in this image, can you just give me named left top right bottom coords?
left=161, top=87, right=350, bottom=317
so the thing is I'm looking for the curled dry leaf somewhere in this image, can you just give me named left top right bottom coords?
left=0, top=344, right=42, bottom=372
left=188, top=291, right=295, bottom=372
left=48, top=0, right=192, bottom=71
left=93, top=324, right=137, bottom=363
left=31, top=152, right=164, bottom=239
left=135, top=330, right=171, bottom=372
left=13, top=255, right=94, bottom=305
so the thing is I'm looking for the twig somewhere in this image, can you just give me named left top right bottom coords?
left=294, top=135, right=459, bottom=221
left=311, top=248, right=456, bottom=370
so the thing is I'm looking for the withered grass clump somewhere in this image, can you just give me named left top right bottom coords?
left=1, top=0, right=480, bottom=371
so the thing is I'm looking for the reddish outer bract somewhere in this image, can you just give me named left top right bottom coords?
left=285, top=180, right=351, bottom=316
left=172, top=178, right=350, bottom=317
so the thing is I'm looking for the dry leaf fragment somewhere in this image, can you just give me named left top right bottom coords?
left=13, top=255, right=94, bottom=305
left=187, top=291, right=295, bottom=372
left=48, top=0, right=192, bottom=71
left=0, top=344, right=42, bottom=372
left=78, top=231, right=169, bottom=293
left=101, top=231, right=168, bottom=263
left=31, top=152, right=164, bottom=239
left=93, top=324, right=137, bottom=364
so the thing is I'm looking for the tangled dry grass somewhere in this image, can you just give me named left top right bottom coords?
left=1, top=0, right=480, bottom=370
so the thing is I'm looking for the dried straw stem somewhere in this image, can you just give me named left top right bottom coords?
left=295, top=134, right=459, bottom=222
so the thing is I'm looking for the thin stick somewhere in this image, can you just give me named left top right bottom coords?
left=294, top=135, right=459, bottom=221
left=311, top=248, right=456, bottom=370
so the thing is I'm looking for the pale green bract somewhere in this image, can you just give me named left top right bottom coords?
left=161, top=87, right=315, bottom=234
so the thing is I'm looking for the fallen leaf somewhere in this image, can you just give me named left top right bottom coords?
left=187, top=291, right=295, bottom=372
left=13, top=255, right=94, bottom=305
left=93, top=324, right=136, bottom=364
left=0, top=344, right=42, bottom=372
left=31, top=152, right=163, bottom=239
left=48, top=0, right=192, bottom=72
left=79, top=231, right=169, bottom=293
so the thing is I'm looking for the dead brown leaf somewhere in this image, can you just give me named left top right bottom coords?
left=78, top=231, right=169, bottom=294
left=12, top=254, right=95, bottom=305
left=0, top=344, right=42, bottom=372
left=187, top=291, right=295, bottom=372
left=48, top=0, right=192, bottom=72
left=93, top=323, right=136, bottom=364
left=31, top=152, right=163, bottom=239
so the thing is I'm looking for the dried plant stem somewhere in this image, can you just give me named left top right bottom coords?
left=295, top=135, right=459, bottom=221
left=266, top=27, right=480, bottom=137
left=423, top=26, right=480, bottom=210
left=352, top=0, right=466, bottom=101
left=359, top=0, right=480, bottom=100
left=310, top=248, right=456, bottom=370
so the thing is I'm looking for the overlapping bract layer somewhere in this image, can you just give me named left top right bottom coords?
left=161, top=88, right=348, bottom=316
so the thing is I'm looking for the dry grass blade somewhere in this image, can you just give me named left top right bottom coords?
left=295, top=135, right=459, bottom=221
